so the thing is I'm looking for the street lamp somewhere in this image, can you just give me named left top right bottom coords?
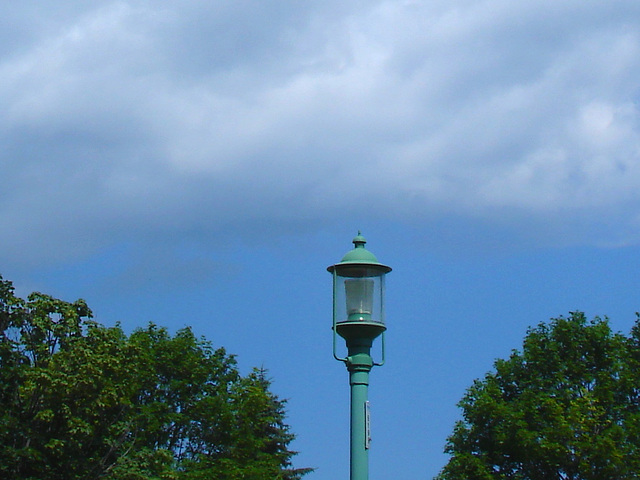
left=328, top=233, right=391, bottom=480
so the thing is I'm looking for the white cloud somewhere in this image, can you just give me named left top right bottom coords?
left=1, top=0, right=640, bottom=265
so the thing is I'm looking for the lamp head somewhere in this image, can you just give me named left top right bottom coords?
left=328, top=233, right=391, bottom=342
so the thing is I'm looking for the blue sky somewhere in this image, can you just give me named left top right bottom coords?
left=2, top=1, right=640, bottom=478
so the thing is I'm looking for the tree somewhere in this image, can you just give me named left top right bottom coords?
left=437, top=312, right=640, bottom=480
left=0, top=275, right=311, bottom=480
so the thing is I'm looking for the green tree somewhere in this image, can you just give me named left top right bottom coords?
left=0, top=275, right=311, bottom=480
left=437, top=312, right=640, bottom=480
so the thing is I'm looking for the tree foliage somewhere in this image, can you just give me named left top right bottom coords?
left=437, top=312, right=640, bottom=480
left=0, top=275, right=311, bottom=480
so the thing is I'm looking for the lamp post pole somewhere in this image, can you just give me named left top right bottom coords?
left=328, top=233, right=391, bottom=480
left=346, top=338, right=374, bottom=480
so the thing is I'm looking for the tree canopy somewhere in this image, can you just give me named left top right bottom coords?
left=0, top=275, right=311, bottom=480
left=437, top=312, right=640, bottom=480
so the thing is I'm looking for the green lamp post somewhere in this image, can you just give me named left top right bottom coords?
left=328, top=233, right=391, bottom=480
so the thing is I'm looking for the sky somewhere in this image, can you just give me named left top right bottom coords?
left=2, top=0, right=640, bottom=478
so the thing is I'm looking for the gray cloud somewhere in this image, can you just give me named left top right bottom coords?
left=2, top=0, right=640, bottom=266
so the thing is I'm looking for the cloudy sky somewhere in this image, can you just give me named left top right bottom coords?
left=2, top=1, right=640, bottom=478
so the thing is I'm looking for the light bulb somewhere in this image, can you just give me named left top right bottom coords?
left=345, top=278, right=373, bottom=321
